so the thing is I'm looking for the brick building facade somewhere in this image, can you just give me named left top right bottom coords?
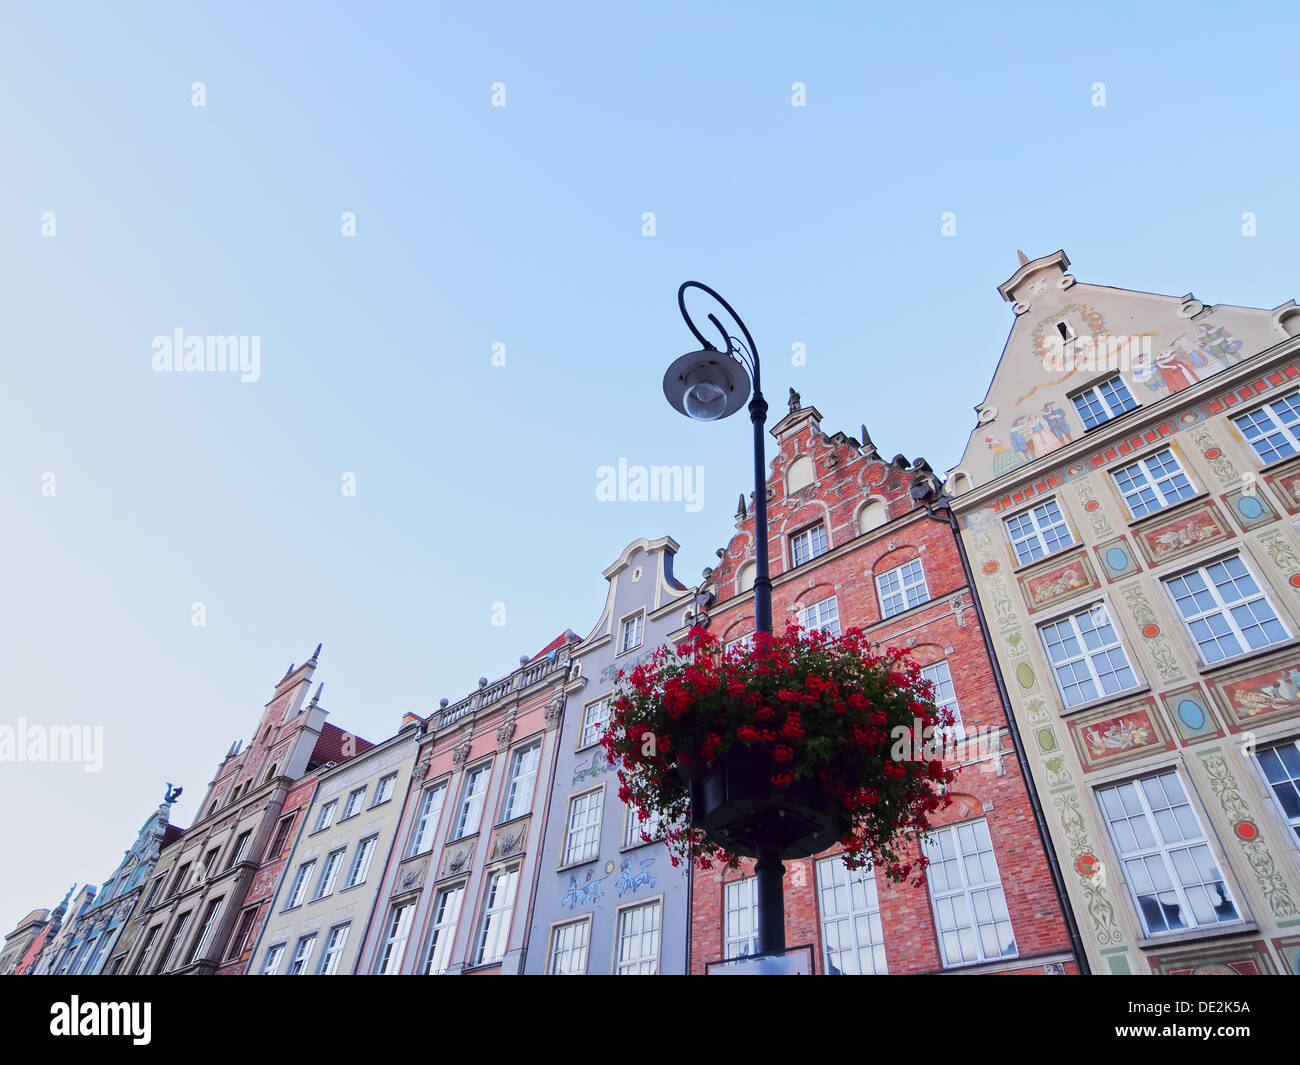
left=689, top=392, right=1079, bottom=974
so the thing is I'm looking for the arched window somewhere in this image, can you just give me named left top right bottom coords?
left=786, top=455, right=815, bottom=494
left=858, top=500, right=887, bottom=534
left=737, top=561, right=757, bottom=594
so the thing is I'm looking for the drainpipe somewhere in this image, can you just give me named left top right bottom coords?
left=922, top=496, right=1092, bottom=976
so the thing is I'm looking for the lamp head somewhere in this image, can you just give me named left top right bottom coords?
left=662, top=349, right=751, bottom=421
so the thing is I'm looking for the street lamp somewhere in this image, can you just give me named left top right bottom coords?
left=663, top=281, right=785, bottom=958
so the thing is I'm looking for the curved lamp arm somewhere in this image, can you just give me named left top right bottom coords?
left=677, top=281, right=761, bottom=391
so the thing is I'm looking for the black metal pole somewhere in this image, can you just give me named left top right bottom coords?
left=677, top=281, right=783, bottom=960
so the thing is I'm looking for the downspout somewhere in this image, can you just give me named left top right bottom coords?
left=923, top=497, right=1092, bottom=975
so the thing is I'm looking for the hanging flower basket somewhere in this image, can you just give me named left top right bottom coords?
left=601, top=623, right=956, bottom=884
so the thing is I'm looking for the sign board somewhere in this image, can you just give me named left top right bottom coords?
left=705, top=944, right=814, bottom=975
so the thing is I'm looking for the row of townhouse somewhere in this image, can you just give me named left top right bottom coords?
left=9, top=249, right=1299, bottom=976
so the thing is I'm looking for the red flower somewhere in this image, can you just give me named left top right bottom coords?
left=772, top=744, right=794, bottom=764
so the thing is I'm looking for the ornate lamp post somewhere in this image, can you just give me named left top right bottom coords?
left=661, top=281, right=791, bottom=958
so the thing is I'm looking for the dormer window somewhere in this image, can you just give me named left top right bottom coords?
left=1056, top=320, right=1077, bottom=343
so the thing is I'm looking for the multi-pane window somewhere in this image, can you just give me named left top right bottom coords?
left=345, top=836, right=378, bottom=888
left=187, top=898, right=223, bottom=965
left=1097, top=771, right=1239, bottom=937
left=580, top=699, right=611, bottom=749
left=1231, top=391, right=1300, bottom=465
left=877, top=559, right=929, bottom=619
left=451, top=763, right=492, bottom=840
left=1072, top=376, right=1138, bottom=430
left=226, top=830, right=252, bottom=870
left=615, top=901, right=662, bottom=975
left=285, top=860, right=316, bottom=910
left=372, top=772, right=398, bottom=806
left=474, top=867, right=520, bottom=966
left=315, top=848, right=346, bottom=900
left=319, top=924, right=350, bottom=975
left=376, top=902, right=416, bottom=975
left=790, top=522, right=829, bottom=567
left=423, top=884, right=466, bottom=974
left=132, top=925, right=162, bottom=974
left=1256, top=740, right=1300, bottom=843
left=408, top=782, right=448, bottom=857
left=547, top=917, right=592, bottom=975
left=261, top=943, right=286, bottom=976
left=563, top=790, right=603, bottom=865
left=797, top=595, right=841, bottom=638
left=724, top=877, right=758, bottom=959
left=625, top=804, right=665, bottom=848
left=169, top=863, right=192, bottom=898
left=1164, top=556, right=1289, bottom=664
left=1004, top=499, right=1074, bottom=565
left=1111, top=448, right=1195, bottom=518
left=620, top=613, right=645, bottom=654
left=919, top=660, right=964, bottom=739
left=314, top=800, right=337, bottom=833
left=224, top=909, right=257, bottom=961
left=201, top=846, right=220, bottom=879
left=265, top=818, right=293, bottom=860
left=501, top=742, right=541, bottom=822
left=922, top=819, right=1017, bottom=966
left=287, top=933, right=317, bottom=975
left=726, top=632, right=756, bottom=655
left=158, top=911, right=192, bottom=973
left=340, top=787, right=367, bottom=820
left=1039, top=604, right=1139, bottom=709
left=142, top=877, right=163, bottom=912
left=816, top=858, right=887, bottom=975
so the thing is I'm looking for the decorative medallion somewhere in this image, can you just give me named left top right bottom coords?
left=1234, top=820, right=1258, bottom=841
left=1076, top=854, right=1100, bottom=877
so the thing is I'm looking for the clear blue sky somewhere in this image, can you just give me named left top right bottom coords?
left=3, top=1, right=1297, bottom=930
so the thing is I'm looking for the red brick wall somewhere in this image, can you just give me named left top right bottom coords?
left=689, top=405, right=1074, bottom=974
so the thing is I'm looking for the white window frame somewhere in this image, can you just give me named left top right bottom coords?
left=226, top=830, right=252, bottom=870
left=877, top=559, right=929, bottom=619
left=501, top=740, right=541, bottom=822
left=287, top=932, right=317, bottom=975
left=724, top=877, right=758, bottom=960
left=1003, top=499, right=1075, bottom=566
left=922, top=818, right=1018, bottom=967
left=158, top=910, right=192, bottom=974
left=345, top=836, right=377, bottom=888
left=261, top=943, right=286, bottom=976
left=318, top=923, right=350, bottom=975
left=423, top=883, right=467, bottom=975
left=408, top=781, right=449, bottom=857
left=285, top=859, right=316, bottom=910
left=1231, top=390, right=1300, bottom=465
left=340, top=786, right=366, bottom=821
left=619, top=612, right=645, bottom=655
left=314, top=800, right=337, bottom=833
left=790, top=522, right=829, bottom=567
left=547, top=916, right=592, bottom=975
left=473, top=866, right=520, bottom=967
left=614, top=899, right=662, bottom=975
left=816, top=857, right=887, bottom=975
left=1072, top=375, right=1138, bottom=431
left=919, top=659, right=964, bottom=740
left=1163, top=555, right=1291, bottom=665
left=133, top=924, right=162, bottom=974
left=562, top=788, right=604, bottom=867
left=450, top=761, right=492, bottom=840
left=187, top=897, right=223, bottom=965
left=1254, top=739, right=1300, bottom=844
left=1038, top=603, right=1140, bottom=709
left=372, top=772, right=399, bottom=807
left=625, top=803, right=665, bottom=848
left=579, top=698, right=611, bottom=750
left=725, top=632, right=756, bottom=655
left=314, top=847, right=346, bottom=900
left=1096, top=770, right=1241, bottom=938
left=375, top=901, right=416, bottom=975
left=1110, top=447, right=1196, bottom=518
left=796, top=595, right=841, bottom=637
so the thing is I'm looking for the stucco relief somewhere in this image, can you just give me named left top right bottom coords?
left=1198, top=751, right=1299, bottom=919
left=1119, top=584, right=1186, bottom=684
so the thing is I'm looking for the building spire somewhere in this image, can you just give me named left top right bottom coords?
left=308, top=682, right=323, bottom=709
left=1017, top=249, right=1029, bottom=266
